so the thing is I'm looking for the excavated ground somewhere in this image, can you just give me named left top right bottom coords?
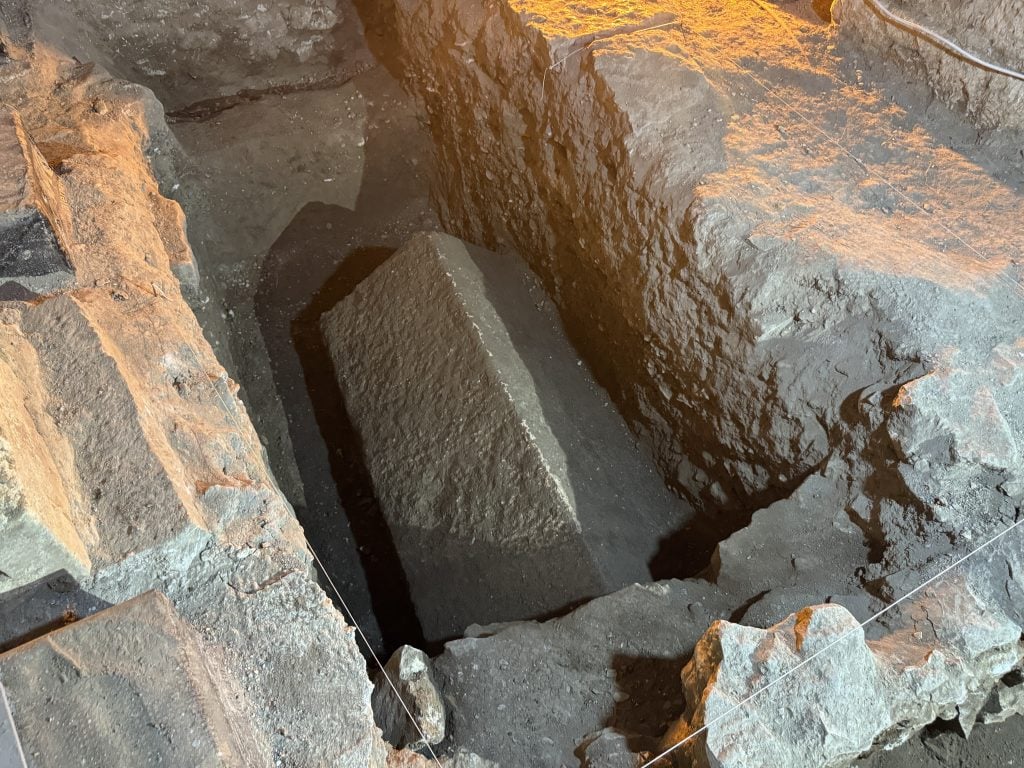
left=169, top=1, right=1023, bottom=764
left=3, top=0, right=1022, bottom=765
left=168, top=61, right=439, bottom=654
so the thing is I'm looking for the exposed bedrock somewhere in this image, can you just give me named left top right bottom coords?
left=0, top=35, right=406, bottom=768
left=834, top=0, right=1024, bottom=131
left=322, top=232, right=694, bottom=641
left=385, top=0, right=1024, bottom=520
left=378, top=2, right=1024, bottom=765
left=1, top=0, right=375, bottom=111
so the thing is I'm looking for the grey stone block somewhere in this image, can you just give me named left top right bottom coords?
left=322, top=232, right=691, bottom=641
left=0, top=319, right=91, bottom=589
left=0, top=591, right=266, bottom=768
left=0, top=108, right=74, bottom=296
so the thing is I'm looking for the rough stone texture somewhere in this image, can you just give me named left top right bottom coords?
left=322, top=231, right=691, bottom=641
left=0, top=571, right=109, bottom=654
left=580, top=729, right=656, bottom=768
left=668, top=596, right=1023, bottom=768
left=374, top=645, right=446, bottom=749
left=0, top=37, right=396, bottom=768
left=387, top=748, right=498, bottom=768
left=834, top=0, right=1024, bottom=131
left=0, top=591, right=266, bottom=767
left=0, top=683, right=25, bottom=768
left=431, top=579, right=734, bottom=768
left=0, top=108, right=74, bottom=296
left=0, top=321, right=92, bottom=588
left=383, top=3, right=1024, bottom=765
left=13, top=0, right=376, bottom=111
left=386, top=0, right=1024, bottom=519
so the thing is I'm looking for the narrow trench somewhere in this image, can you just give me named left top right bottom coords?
left=172, top=27, right=745, bottom=659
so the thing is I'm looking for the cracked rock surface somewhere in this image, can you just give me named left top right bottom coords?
left=380, top=1, right=1024, bottom=765
left=0, top=30, right=408, bottom=768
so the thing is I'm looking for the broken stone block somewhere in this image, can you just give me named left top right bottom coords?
left=0, top=570, right=109, bottom=653
left=0, top=108, right=74, bottom=296
left=0, top=591, right=267, bottom=767
left=373, top=645, right=445, bottom=749
left=667, top=590, right=1023, bottom=768
left=18, top=294, right=213, bottom=575
left=322, top=232, right=690, bottom=641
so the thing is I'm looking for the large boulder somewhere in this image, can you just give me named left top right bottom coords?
left=322, top=231, right=692, bottom=641
left=373, top=645, right=446, bottom=749
left=666, top=593, right=1023, bottom=768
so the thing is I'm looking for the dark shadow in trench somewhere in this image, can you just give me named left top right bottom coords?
left=294, top=242, right=427, bottom=652
left=257, top=208, right=425, bottom=656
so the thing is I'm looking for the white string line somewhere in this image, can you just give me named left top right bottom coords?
left=542, top=18, right=681, bottom=100
left=547, top=14, right=1024, bottom=299
left=534, top=14, right=1024, bottom=767
left=640, top=513, right=1024, bottom=768
left=864, top=0, right=1024, bottom=83
left=304, top=539, right=446, bottom=767
left=169, top=331, right=444, bottom=766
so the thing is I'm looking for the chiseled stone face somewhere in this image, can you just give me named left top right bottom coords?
left=321, top=231, right=691, bottom=642
left=0, top=108, right=74, bottom=298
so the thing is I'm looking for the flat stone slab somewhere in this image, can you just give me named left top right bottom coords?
left=0, top=591, right=263, bottom=767
left=0, top=108, right=74, bottom=296
left=322, top=232, right=691, bottom=641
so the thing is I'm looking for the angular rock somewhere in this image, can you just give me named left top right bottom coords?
left=322, top=231, right=690, bottom=641
left=0, top=320, right=91, bottom=588
left=667, top=591, right=1023, bottom=768
left=0, top=570, right=109, bottom=653
left=373, top=645, right=445, bottom=749
left=580, top=728, right=656, bottom=768
left=0, top=108, right=74, bottom=296
left=0, top=40, right=393, bottom=768
left=18, top=294, right=214, bottom=573
left=0, top=591, right=267, bottom=767
left=386, top=0, right=1024, bottom=519
left=430, top=579, right=734, bottom=768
